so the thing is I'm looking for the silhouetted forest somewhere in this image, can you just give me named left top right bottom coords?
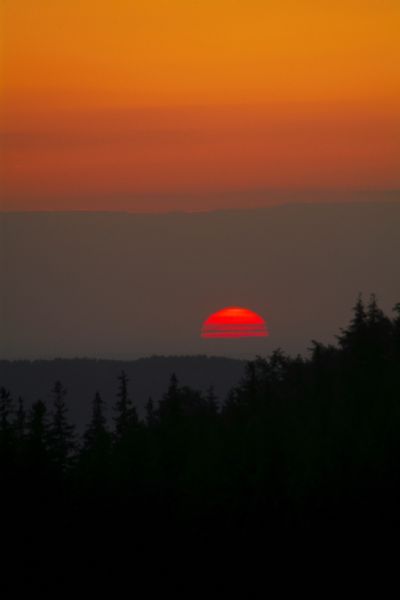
left=0, top=355, right=244, bottom=429
left=2, top=295, right=400, bottom=572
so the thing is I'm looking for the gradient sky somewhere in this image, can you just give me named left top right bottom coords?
left=1, top=1, right=400, bottom=211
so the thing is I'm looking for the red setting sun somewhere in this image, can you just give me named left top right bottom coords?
left=201, top=307, right=268, bottom=339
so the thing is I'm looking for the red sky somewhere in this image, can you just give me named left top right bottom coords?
left=1, top=1, right=399, bottom=211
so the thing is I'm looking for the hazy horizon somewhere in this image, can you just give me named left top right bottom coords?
left=2, top=201, right=399, bottom=361
left=2, top=189, right=400, bottom=214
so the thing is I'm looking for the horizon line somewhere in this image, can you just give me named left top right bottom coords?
left=1, top=196, right=400, bottom=217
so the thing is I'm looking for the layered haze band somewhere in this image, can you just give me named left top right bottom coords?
left=1, top=1, right=399, bottom=213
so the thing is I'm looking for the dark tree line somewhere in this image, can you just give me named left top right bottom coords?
left=1, top=294, right=400, bottom=555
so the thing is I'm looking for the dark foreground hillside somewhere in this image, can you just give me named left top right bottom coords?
left=1, top=295, right=400, bottom=581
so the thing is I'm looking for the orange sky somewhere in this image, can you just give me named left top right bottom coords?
left=1, top=0, right=399, bottom=211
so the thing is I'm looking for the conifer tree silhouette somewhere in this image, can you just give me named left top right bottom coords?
left=80, top=391, right=111, bottom=486
left=113, top=371, right=138, bottom=440
left=26, top=400, right=51, bottom=470
left=14, top=397, right=26, bottom=444
left=0, top=387, right=15, bottom=470
left=393, top=302, right=400, bottom=354
left=205, top=386, right=219, bottom=416
left=145, top=396, right=157, bottom=427
left=366, top=293, right=392, bottom=350
left=49, top=381, right=75, bottom=471
left=337, top=293, right=368, bottom=353
left=83, top=391, right=109, bottom=451
left=2, top=293, right=400, bottom=553
left=158, top=373, right=181, bottom=422
left=0, top=387, right=13, bottom=436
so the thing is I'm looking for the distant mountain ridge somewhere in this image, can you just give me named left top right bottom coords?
left=0, top=355, right=245, bottom=430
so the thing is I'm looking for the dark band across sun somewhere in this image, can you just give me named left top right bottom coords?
left=201, top=307, right=268, bottom=339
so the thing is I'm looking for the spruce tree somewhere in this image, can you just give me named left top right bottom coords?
left=81, top=391, right=111, bottom=483
left=0, top=387, right=13, bottom=436
left=113, top=371, right=138, bottom=441
left=14, top=397, right=26, bottom=444
left=27, top=400, right=50, bottom=467
left=145, top=396, right=157, bottom=427
left=366, top=293, right=392, bottom=343
left=0, top=387, right=15, bottom=468
left=393, top=302, right=400, bottom=354
left=83, top=391, right=110, bottom=452
left=337, top=293, right=368, bottom=354
left=14, top=397, right=27, bottom=467
left=158, top=373, right=182, bottom=423
left=206, top=386, right=219, bottom=415
left=49, top=381, right=75, bottom=472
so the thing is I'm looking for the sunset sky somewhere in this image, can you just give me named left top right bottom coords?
left=1, top=1, right=399, bottom=211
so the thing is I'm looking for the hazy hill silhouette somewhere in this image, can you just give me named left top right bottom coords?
left=0, top=355, right=245, bottom=429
